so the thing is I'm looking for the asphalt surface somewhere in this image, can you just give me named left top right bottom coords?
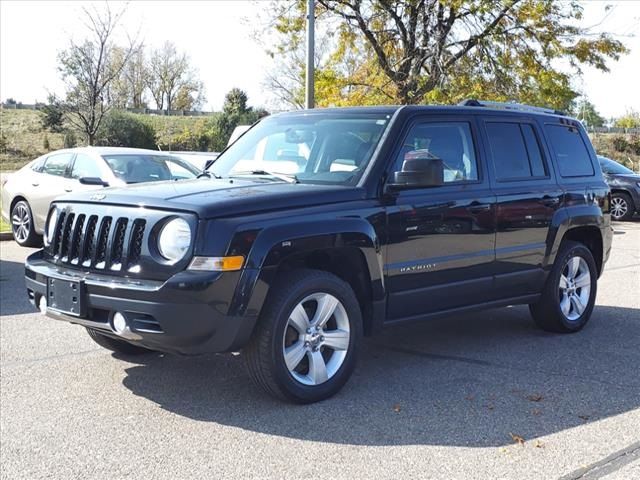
left=1, top=224, right=639, bottom=480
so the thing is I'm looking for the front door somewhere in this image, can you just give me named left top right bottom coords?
left=30, top=151, right=75, bottom=228
left=384, top=117, right=496, bottom=322
left=479, top=116, right=563, bottom=298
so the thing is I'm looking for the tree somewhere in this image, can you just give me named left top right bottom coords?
left=208, top=88, right=266, bottom=151
left=146, top=42, right=204, bottom=111
left=95, top=110, right=156, bottom=149
left=40, top=95, right=66, bottom=132
left=573, top=98, right=605, bottom=128
left=58, top=5, right=139, bottom=144
left=614, top=110, right=640, bottom=129
left=265, top=0, right=628, bottom=110
left=223, top=88, right=250, bottom=115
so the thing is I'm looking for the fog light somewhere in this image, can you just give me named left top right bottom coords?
left=112, top=312, right=127, bottom=334
left=38, top=296, right=47, bottom=314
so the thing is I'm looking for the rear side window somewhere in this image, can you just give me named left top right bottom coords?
left=485, top=122, right=547, bottom=181
left=42, top=153, right=74, bottom=177
left=545, top=125, right=594, bottom=177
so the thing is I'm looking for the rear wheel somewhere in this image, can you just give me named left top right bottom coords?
left=244, top=269, right=362, bottom=403
left=530, top=241, right=597, bottom=333
left=611, top=192, right=634, bottom=221
left=11, top=200, right=41, bottom=247
left=85, top=328, right=152, bottom=355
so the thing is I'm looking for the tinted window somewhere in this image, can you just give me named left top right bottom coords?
left=103, top=154, right=198, bottom=183
left=598, top=157, right=634, bottom=175
left=393, top=122, right=478, bottom=183
left=545, top=125, right=594, bottom=177
left=71, top=153, right=103, bottom=179
left=42, top=153, right=73, bottom=176
left=486, top=122, right=547, bottom=180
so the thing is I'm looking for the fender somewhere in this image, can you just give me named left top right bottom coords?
left=227, top=217, right=385, bottom=322
left=545, top=203, right=607, bottom=269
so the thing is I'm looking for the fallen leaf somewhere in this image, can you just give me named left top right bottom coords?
left=532, top=408, right=542, bottom=416
left=527, top=394, right=544, bottom=402
left=465, top=394, right=475, bottom=401
left=392, top=404, right=401, bottom=412
left=487, top=403, right=495, bottom=411
left=534, top=440, right=545, bottom=449
left=578, top=415, right=590, bottom=421
left=510, top=433, right=525, bottom=446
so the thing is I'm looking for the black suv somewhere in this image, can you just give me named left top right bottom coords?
left=25, top=101, right=613, bottom=403
left=598, top=155, right=640, bottom=221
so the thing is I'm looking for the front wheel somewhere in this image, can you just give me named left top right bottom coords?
left=611, top=192, right=634, bottom=221
left=530, top=241, right=598, bottom=333
left=244, top=269, right=362, bottom=403
left=11, top=200, right=41, bottom=247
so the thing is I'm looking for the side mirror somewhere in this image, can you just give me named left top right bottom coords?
left=79, top=177, right=109, bottom=187
left=387, top=150, right=444, bottom=190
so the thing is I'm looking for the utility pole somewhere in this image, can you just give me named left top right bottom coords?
left=305, top=0, right=315, bottom=109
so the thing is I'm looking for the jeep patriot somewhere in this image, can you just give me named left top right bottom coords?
left=25, top=100, right=613, bottom=403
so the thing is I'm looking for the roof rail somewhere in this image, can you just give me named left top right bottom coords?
left=458, top=99, right=564, bottom=116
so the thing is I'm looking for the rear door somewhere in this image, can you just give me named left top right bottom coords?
left=30, top=152, right=75, bottom=227
left=384, top=116, right=497, bottom=322
left=480, top=116, right=562, bottom=298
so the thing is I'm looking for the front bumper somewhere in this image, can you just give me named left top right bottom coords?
left=24, top=251, right=258, bottom=355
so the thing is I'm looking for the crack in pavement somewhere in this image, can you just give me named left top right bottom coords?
left=558, top=441, right=640, bottom=480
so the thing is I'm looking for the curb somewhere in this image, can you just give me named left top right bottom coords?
left=0, top=232, right=14, bottom=241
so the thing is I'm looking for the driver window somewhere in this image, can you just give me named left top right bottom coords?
left=393, top=122, right=479, bottom=183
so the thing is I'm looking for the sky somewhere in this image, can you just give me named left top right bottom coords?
left=1, top=0, right=639, bottom=117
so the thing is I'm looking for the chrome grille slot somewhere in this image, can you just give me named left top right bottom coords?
left=109, top=218, right=128, bottom=271
left=127, top=219, right=146, bottom=271
left=59, top=213, right=75, bottom=260
left=94, top=217, right=112, bottom=269
left=82, top=216, right=98, bottom=267
left=52, top=211, right=66, bottom=256
left=69, top=214, right=85, bottom=264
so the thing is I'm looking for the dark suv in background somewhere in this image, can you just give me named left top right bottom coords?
left=25, top=101, right=612, bottom=403
left=598, top=155, right=640, bottom=221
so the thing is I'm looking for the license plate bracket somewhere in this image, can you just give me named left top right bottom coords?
left=47, top=277, right=85, bottom=317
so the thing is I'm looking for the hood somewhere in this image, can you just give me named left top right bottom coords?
left=606, top=173, right=640, bottom=184
left=58, top=178, right=366, bottom=218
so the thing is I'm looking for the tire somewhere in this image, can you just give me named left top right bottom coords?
left=529, top=241, right=598, bottom=333
left=11, top=200, right=42, bottom=247
left=85, top=328, right=152, bottom=355
left=244, top=269, right=362, bottom=404
left=610, top=192, right=634, bottom=221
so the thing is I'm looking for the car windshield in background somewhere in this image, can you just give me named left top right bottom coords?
left=598, top=157, right=635, bottom=175
left=102, top=154, right=199, bottom=183
left=208, top=113, right=392, bottom=185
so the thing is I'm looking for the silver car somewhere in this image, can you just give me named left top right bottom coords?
left=1, top=147, right=200, bottom=246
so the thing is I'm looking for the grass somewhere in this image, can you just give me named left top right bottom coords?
left=0, top=216, right=9, bottom=233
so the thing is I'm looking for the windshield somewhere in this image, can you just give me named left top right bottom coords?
left=208, top=113, right=391, bottom=185
left=102, top=154, right=199, bottom=183
left=598, top=156, right=635, bottom=175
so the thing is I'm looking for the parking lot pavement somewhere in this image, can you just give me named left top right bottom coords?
left=1, top=225, right=639, bottom=480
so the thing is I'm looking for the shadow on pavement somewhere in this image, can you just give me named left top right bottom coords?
left=0, top=258, right=34, bottom=316
left=122, top=304, right=640, bottom=447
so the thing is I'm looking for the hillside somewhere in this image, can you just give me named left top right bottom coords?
left=0, top=108, right=220, bottom=171
left=1, top=107, right=639, bottom=172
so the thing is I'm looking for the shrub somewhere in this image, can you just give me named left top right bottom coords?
left=43, top=135, right=50, bottom=151
left=95, top=110, right=156, bottom=149
left=611, top=135, right=629, bottom=153
left=40, top=96, right=66, bottom=133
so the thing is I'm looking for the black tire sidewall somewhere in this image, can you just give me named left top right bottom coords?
left=548, top=243, right=598, bottom=332
left=267, top=273, right=362, bottom=403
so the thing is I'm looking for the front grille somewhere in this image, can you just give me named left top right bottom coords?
left=49, top=209, right=146, bottom=273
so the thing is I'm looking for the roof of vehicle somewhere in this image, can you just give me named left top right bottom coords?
left=271, top=101, right=572, bottom=120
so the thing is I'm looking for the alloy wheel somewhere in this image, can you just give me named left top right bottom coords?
left=611, top=197, right=628, bottom=220
left=558, top=256, right=591, bottom=321
left=12, top=203, right=31, bottom=243
left=282, top=292, right=351, bottom=386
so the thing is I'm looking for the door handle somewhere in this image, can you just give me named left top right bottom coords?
left=541, top=196, right=560, bottom=207
left=468, top=203, right=491, bottom=213
left=64, top=188, right=73, bottom=192
left=32, top=183, right=39, bottom=187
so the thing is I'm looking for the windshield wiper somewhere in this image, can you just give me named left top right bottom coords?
left=230, top=170, right=299, bottom=184
left=197, top=170, right=222, bottom=179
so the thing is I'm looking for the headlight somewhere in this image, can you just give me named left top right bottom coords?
left=157, top=218, right=191, bottom=263
left=44, top=209, right=58, bottom=246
